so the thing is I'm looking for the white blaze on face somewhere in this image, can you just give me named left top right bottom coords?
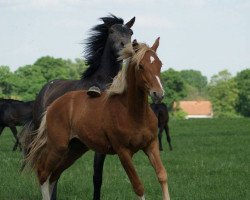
left=150, top=56, right=155, bottom=63
left=155, top=75, right=164, bottom=94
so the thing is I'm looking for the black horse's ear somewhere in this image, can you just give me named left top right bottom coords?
left=132, top=39, right=139, bottom=52
left=125, top=17, right=136, bottom=28
left=132, top=39, right=138, bottom=47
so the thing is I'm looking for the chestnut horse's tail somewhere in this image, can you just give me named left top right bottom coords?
left=25, top=112, right=48, bottom=171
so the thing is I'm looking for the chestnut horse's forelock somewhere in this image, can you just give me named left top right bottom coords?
left=107, top=43, right=154, bottom=97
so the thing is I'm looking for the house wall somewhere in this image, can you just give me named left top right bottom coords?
left=185, top=115, right=213, bottom=119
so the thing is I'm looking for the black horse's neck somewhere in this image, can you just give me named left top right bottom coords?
left=82, top=39, right=122, bottom=90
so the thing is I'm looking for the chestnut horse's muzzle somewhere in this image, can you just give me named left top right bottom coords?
left=150, top=91, right=164, bottom=104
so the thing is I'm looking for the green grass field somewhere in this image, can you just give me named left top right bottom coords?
left=0, top=118, right=249, bottom=200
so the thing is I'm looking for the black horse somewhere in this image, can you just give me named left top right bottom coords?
left=0, top=99, right=33, bottom=151
left=20, top=14, right=135, bottom=200
left=150, top=102, right=173, bottom=151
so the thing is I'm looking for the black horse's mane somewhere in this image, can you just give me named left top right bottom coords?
left=82, top=14, right=124, bottom=79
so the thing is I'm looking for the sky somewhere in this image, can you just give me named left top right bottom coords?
left=0, top=0, right=249, bottom=78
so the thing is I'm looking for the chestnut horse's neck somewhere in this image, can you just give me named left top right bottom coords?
left=125, top=64, right=149, bottom=121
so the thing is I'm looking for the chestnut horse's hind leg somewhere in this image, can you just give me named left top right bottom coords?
left=117, top=149, right=145, bottom=199
left=93, top=152, right=106, bottom=200
left=48, top=139, right=88, bottom=200
left=37, top=138, right=70, bottom=200
left=50, top=138, right=88, bottom=183
left=144, top=141, right=170, bottom=200
left=38, top=147, right=67, bottom=200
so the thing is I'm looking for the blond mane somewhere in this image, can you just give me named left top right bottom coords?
left=107, top=42, right=152, bottom=97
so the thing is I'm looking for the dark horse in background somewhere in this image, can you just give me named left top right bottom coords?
left=0, top=99, right=33, bottom=151
left=150, top=102, right=173, bottom=151
left=20, top=15, right=135, bottom=200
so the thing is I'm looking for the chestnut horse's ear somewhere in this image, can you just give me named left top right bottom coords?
left=151, top=37, right=160, bottom=52
left=125, top=17, right=136, bottom=28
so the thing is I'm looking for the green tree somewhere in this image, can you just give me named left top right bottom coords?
left=180, top=69, right=207, bottom=91
left=161, top=68, right=187, bottom=109
left=13, top=65, right=47, bottom=100
left=235, top=69, right=250, bottom=117
left=34, top=56, right=70, bottom=81
left=208, top=70, right=238, bottom=117
left=0, top=66, right=15, bottom=98
left=11, top=57, right=87, bottom=100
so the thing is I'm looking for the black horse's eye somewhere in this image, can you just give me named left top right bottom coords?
left=129, top=29, right=133, bottom=35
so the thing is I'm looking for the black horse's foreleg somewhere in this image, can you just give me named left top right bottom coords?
left=164, top=125, right=173, bottom=151
left=50, top=181, right=58, bottom=200
left=93, top=152, right=106, bottom=200
left=158, top=127, right=164, bottom=151
left=0, top=126, right=5, bottom=148
left=0, top=126, right=4, bottom=136
left=9, top=126, right=20, bottom=151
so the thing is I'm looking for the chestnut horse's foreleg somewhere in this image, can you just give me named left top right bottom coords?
left=144, top=141, right=170, bottom=200
left=93, top=152, right=106, bottom=200
left=117, top=149, right=145, bottom=199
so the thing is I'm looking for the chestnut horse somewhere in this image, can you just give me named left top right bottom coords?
left=26, top=38, right=170, bottom=200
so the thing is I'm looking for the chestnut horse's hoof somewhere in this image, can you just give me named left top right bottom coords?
left=87, top=86, right=101, bottom=97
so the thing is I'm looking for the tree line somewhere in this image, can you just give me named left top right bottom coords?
left=0, top=56, right=249, bottom=117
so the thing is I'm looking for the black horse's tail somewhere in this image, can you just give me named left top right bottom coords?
left=19, top=120, right=36, bottom=171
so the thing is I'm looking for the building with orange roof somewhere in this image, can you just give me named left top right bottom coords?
left=174, top=100, right=213, bottom=119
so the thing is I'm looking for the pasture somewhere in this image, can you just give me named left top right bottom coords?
left=0, top=118, right=249, bottom=200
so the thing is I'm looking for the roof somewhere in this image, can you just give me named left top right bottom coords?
left=174, top=100, right=213, bottom=116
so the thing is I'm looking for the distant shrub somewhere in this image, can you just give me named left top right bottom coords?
left=171, top=109, right=187, bottom=120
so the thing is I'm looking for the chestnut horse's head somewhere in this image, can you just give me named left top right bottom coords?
left=132, top=38, right=164, bottom=103
left=107, top=38, right=165, bottom=104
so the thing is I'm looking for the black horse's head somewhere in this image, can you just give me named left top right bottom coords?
left=83, top=15, right=136, bottom=79
left=103, top=15, right=135, bottom=55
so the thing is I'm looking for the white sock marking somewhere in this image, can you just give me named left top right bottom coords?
left=150, top=56, right=155, bottom=63
left=41, top=175, right=52, bottom=200
left=138, top=195, right=146, bottom=200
